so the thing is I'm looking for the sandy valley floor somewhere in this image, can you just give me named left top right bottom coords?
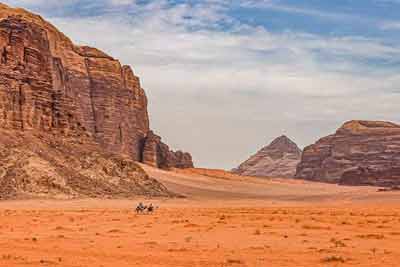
left=1, top=166, right=400, bottom=267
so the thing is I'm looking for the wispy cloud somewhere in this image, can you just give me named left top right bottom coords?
left=240, top=0, right=400, bottom=35
left=381, top=20, right=400, bottom=30
left=239, top=1, right=361, bottom=22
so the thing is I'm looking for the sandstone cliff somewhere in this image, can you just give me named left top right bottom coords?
left=232, top=135, right=301, bottom=178
left=295, top=120, right=400, bottom=186
left=142, top=131, right=193, bottom=169
left=0, top=3, right=192, bottom=169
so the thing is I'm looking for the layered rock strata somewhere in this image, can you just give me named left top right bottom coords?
left=232, top=135, right=301, bottom=178
left=295, top=120, right=400, bottom=186
left=0, top=3, right=193, bottom=169
left=143, top=131, right=194, bottom=169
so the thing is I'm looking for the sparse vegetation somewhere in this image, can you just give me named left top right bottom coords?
left=356, top=234, right=385, bottom=239
left=302, top=225, right=331, bottom=230
left=226, top=259, right=244, bottom=264
left=322, top=256, right=346, bottom=263
left=254, top=229, right=261, bottom=235
left=330, top=238, right=346, bottom=248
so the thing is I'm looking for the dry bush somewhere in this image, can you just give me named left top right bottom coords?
left=302, top=225, right=331, bottom=230
left=322, top=256, right=346, bottom=263
left=356, top=234, right=385, bottom=239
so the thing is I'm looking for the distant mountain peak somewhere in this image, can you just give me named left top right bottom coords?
left=232, top=135, right=302, bottom=178
left=268, top=135, right=301, bottom=153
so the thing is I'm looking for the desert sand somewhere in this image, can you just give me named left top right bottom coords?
left=1, top=165, right=400, bottom=267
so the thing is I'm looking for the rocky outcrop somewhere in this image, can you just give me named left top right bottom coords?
left=0, top=3, right=192, bottom=169
left=0, top=129, right=174, bottom=199
left=143, top=131, right=194, bottom=169
left=295, top=120, right=400, bottom=186
left=232, top=135, right=302, bottom=178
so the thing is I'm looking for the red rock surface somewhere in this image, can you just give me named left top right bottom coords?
left=142, top=131, right=193, bottom=169
left=232, top=135, right=301, bottom=178
left=0, top=3, right=192, bottom=169
left=295, top=120, right=400, bottom=186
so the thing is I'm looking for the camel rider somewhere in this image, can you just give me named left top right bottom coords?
left=138, top=202, right=145, bottom=210
left=148, top=203, right=154, bottom=212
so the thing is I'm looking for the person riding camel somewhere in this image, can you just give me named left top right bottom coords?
left=136, top=202, right=145, bottom=213
left=147, top=203, right=154, bottom=213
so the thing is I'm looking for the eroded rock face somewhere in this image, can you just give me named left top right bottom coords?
left=232, top=135, right=301, bottom=178
left=295, top=120, right=400, bottom=186
left=0, top=4, right=192, bottom=169
left=143, top=131, right=194, bottom=169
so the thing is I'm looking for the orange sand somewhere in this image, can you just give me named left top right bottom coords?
left=1, top=166, right=400, bottom=267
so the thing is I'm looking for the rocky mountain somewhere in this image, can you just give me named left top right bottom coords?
left=0, top=3, right=192, bottom=168
left=295, top=120, right=400, bottom=187
left=0, top=3, right=192, bottom=198
left=232, top=135, right=302, bottom=178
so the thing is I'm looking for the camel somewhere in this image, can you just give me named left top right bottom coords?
left=135, top=203, right=156, bottom=214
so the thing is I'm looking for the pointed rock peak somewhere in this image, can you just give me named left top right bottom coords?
left=270, top=135, right=291, bottom=144
left=232, top=134, right=301, bottom=178
left=267, top=135, right=301, bottom=152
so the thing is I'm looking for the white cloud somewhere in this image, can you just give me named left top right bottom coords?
left=109, top=0, right=135, bottom=5
left=239, top=1, right=366, bottom=22
left=2, top=0, right=78, bottom=7
left=2, top=0, right=133, bottom=6
left=381, top=21, right=400, bottom=30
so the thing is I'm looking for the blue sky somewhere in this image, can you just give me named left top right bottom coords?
left=235, top=1, right=400, bottom=39
left=2, top=0, right=400, bottom=168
